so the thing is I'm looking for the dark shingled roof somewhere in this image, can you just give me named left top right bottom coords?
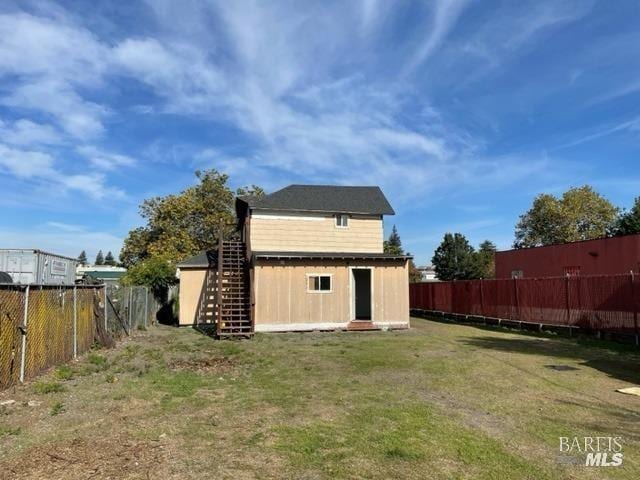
left=177, top=250, right=218, bottom=268
left=239, top=185, right=395, bottom=215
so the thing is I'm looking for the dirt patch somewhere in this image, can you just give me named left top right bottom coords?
left=0, top=435, right=171, bottom=480
left=169, top=356, right=235, bottom=374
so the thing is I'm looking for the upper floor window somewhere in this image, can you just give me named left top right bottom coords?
left=335, top=214, right=349, bottom=228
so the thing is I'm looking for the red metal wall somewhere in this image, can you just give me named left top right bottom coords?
left=409, top=274, right=640, bottom=334
left=495, top=234, right=640, bottom=278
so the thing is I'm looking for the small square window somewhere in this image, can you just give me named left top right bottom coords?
left=335, top=214, right=349, bottom=227
left=308, top=275, right=332, bottom=292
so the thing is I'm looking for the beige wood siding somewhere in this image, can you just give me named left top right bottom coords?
left=178, top=268, right=206, bottom=326
left=254, top=259, right=409, bottom=327
left=248, top=212, right=383, bottom=253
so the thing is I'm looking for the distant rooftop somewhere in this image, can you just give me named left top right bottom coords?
left=177, top=250, right=218, bottom=268
left=84, top=271, right=126, bottom=280
left=238, top=184, right=395, bottom=216
left=416, top=265, right=435, bottom=271
left=77, top=265, right=126, bottom=272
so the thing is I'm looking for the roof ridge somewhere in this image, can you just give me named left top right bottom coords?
left=284, top=184, right=381, bottom=188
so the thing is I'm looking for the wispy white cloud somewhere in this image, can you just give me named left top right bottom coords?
left=0, top=143, right=123, bottom=199
left=97, top=1, right=560, bottom=206
left=45, top=221, right=86, bottom=232
left=403, top=0, right=471, bottom=75
left=77, top=146, right=135, bottom=170
left=0, top=1, right=571, bottom=209
left=0, top=11, right=109, bottom=138
left=61, top=173, right=124, bottom=200
left=0, top=143, right=54, bottom=177
left=112, top=37, right=228, bottom=115
left=0, top=118, right=62, bottom=146
left=3, top=79, right=108, bottom=138
left=590, top=80, right=640, bottom=105
left=360, top=0, right=383, bottom=34
left=1, top=0, right=624, bottom=263
left=556, top=116, right=640, bottom=149
left=456, top=1, right=594, bottom=84
left=0, top=10, right=136, bottom=200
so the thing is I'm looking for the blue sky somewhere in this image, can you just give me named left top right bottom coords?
left=1, top=0, right=639, bottom=265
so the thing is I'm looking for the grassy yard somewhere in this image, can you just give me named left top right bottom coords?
left=1, top=317, right=639, bottom=479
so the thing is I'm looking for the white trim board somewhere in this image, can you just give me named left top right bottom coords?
left=254, top=321, right=409, bottom=333
left=256, top=322, right=349, bottom=332
left=252, top=212, right=325, bottom=221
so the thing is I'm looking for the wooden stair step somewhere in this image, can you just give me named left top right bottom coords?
left=346, top=321, right=377, bottom=331
left=196, top=240, right=253, bottom=338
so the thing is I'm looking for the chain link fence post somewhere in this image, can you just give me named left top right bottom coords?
left=19, top=285, right=30, bottom=383
left=73, top=285, right=77, bottom=358
left=104, top=285, right=108, bottom=332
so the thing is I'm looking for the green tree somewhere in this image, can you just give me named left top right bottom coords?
left=381, top=225, right=418, bottom=281
left=119, top=169, right=264, bottom=267
left=77, top=250, right=88, bottom=266
left=474, top=240, right=496, bottom=279
left=121, top=256, right=177, bottom=301
left=405, top=252, right=421, bottom=283
left=432, top=233, right=477, bottom=281
left=514, top=186, right=618, bottom=248
left=104, top=251, right=116, bottom=266
left=612, top=197, right=640, bottom=236
left=120, top=227, right=155, bottom=269
left=95, top=250, right=104, bottom=265
left=384, top=225, right=404, bottom=255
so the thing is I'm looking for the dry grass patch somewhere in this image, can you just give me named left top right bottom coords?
left=0, top=319, right=638, bottom=479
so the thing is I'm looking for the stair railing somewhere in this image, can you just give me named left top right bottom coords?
left=216, top=222, right=224, bottom=337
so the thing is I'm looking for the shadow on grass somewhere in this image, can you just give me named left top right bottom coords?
left=460, top=335, right=640, bottom=385
left=193, top=324, right=217, bottom=338
left=192, top=324, right=253, bottom=341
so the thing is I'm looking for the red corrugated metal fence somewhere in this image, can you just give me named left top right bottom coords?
left=410, top=274, right=640, bottom=334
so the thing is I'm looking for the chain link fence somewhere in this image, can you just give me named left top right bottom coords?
left=0, top=284, right=161, bottom=390
left=105, top=285, right=159, bottom=337
left=0, top=285, right=24, bottom=389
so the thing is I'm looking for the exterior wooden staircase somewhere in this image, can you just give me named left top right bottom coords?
left=216, top=241, right=252, bottom=338
left=195, top=240, right=252, bottom=338
left=195, top=268, right=217, bottom=325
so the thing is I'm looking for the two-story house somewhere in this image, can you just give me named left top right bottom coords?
left=177, top=185, right=410, bottom=336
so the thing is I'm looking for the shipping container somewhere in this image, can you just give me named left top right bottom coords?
left=0, top=249, right=78, bottom=285
left=495, top=233, right=640, bottom=278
